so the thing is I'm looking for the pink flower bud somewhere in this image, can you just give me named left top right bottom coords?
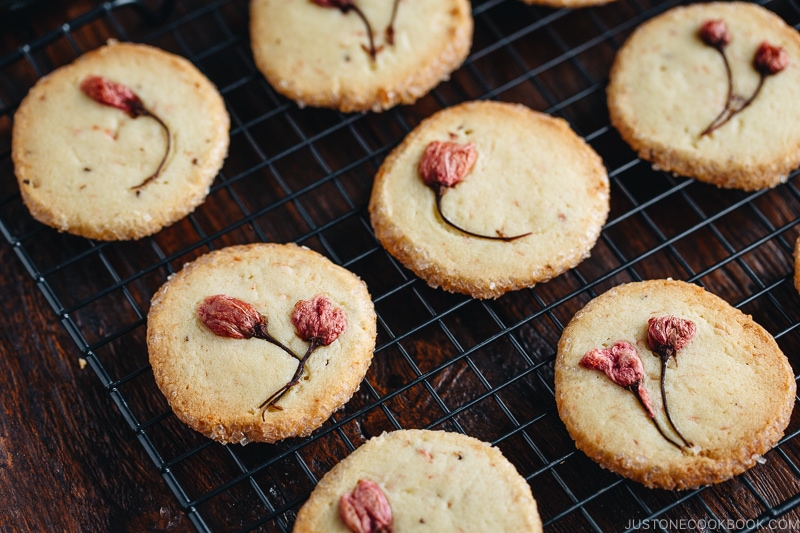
left=580, top=341, right=654, bottom=417
left=581, top=341, right=643, bottom=388
left=647, top=315, right=696, bottom=359
left=339, top=479, right=393, bottom=533
left=80, top=75, right=146, bottom=118
left=291, top=294, right=347, bottom=346
left=418, top=141, right=477, bottom=189
left=699, top=19, right=731, bottom=49
left=198, top=295, right=264, bottom=339
left=754, top=42, right=789, bottom=75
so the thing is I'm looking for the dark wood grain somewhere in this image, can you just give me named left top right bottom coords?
left=0, top=241, right=190, bottom=532
left=0, top=2, right=189, bottom=531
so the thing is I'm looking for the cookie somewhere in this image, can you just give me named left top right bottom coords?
left=607, top=2, right=800, bottom=191
left=12, top=41, right=229, bottom=240
left=249, top=0, right=472, bottom=113
left=146, top=243, right=377, bottom=444
left=369, top=100, right=609, bottom=299
left=293, top=429, right=543, bottom=532
left=554, top=279, right=796, bottom=490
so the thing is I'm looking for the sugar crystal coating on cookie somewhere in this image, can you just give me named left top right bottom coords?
left=555, top=279, right=796, bottom=489
left=249, top=0, right=473, bottom=113
left=607, top=2, right=800, bottom=190
left=12, top=41, right=230, bottom=240
left=146, top=243, right=377, bottom=444
left=369, top=100, right=609, bottom=299
left=293, top=429, right=543, bottom=532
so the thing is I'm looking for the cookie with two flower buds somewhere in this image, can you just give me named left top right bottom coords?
left=146, top=243, right=377, bottom=444
left=607, top=2, right=800, bottom=190
left=369, top=100, right=609, bottom=299
left=12, top=41, right=229, bottom=240
left=249, top=0, right=472, bottom=112
left=554, top=279, right=796, bottom=489
left=293, top=429, right=543, bottom=532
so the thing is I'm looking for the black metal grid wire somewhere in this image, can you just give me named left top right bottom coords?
left=3, top=0, right=800, bottom=531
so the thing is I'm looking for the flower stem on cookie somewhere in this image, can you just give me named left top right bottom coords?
left=340, top=479, right=393, bottom=533
left=259, top=294, right=347, bottom=417
left=419, top=141, right=532, bottom=242
left=312, top=0, right=378, bottom=61
left=580, top=341, right=683, bottom=449
left=385, top=0, right=401, bottom=46
left=699, top=20, right=788, bottom=136
left=80, top=75, right=171, bottom=192
left=647, top=315, right=696, bottom=448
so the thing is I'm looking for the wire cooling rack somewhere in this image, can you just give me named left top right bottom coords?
left=3, top=0, right=800, bottom=531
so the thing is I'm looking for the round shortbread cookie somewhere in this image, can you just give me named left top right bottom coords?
left=249, top=0, right=472, bottom=113
left=293, top=429, right=543, bottom=532
left=555, top=279, right=796, bottom=490
left=369, top=100, right=609, bottom=299
left=607, top=2, right=800, bottom=191
left=146, top=243, right=377, bottom=444
left=12, top=41, right=229, bottom=240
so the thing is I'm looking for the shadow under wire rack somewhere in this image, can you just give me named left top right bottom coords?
left=2, top=0, right=800, bottom=531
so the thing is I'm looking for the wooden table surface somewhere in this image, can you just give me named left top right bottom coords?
left=0, top=231, right=191, bottom=533
left=3, top=0, right=800, bottom=532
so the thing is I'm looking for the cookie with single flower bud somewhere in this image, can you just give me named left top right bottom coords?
left=12, top=40, right=229, bottom=240
left=607, top=2, right=800, bottom=190
left=369, top=100, right=609, bottom=299
left=555, top=279, right=795, bottom=489
left=146, top=243, right=377, bottom=444
left=293, top=429, right=543, bottom=532
left=249, top=0, right=473, bottom=112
